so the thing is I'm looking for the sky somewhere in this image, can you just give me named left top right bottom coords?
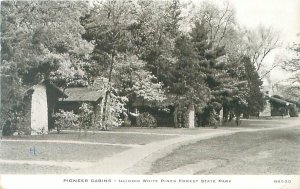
left=230, top=0, right=300, bottom=44
left=191, top=0, right=300, bottom=44
left=230, top=0, right=299, bottom=85
left=190, top=0, right=300, bottom=86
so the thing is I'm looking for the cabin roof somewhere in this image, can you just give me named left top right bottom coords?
left=60, top=88, right=104, bottom=102
left=24, top=80, right=65, bottom=97
left=268, top=96, right=291, bottom=106
left=45, top=82, right=66, bottom=97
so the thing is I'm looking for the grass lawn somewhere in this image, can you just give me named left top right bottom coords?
left=0, top=140, right=129, bottom=174
left=150, top=127, right=300, bottom=174
left=0, top=130, right=176, bottom=174
left=3, top=131, right=176, bottom=145
left=0, top=141, right=128, bottom=162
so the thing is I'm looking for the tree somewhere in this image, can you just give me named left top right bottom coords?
left=191, top=3, right=279, bottom=119
left=81, top=0, right=171, bottom=129
left=192, top=1, right=236, bottom=48
left=281, top=42, right=300, bottom=98
left=1, top=1, right=93, bottom=83
left=112, top=54, right=166, bottom=126
left=81, top=0, right=135, bottom=129
left=190, top=18, right=242, bottom=126
left=242, top=57, right=265, bottom=117
left=1, top=1, right=93, bottom=129
left=186, top=1, right=254, bottom=126
left=244, top=25, right=281, bottom=78
left=166, top=33, right=212, bottom=128
left=114, top=55, right=166, bottom=103
left=125, top=0, right=182, bottom=81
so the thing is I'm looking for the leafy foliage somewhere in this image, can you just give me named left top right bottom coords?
left=282, top=42, right=300, bottom=98
left=104, top=90, right=128, bottom=128
left=1, top=1, right=93, bottom=127
left=1, top=0, right=282, bottom=130
left=1, top=1, right=93, bottom=83
left=2, top=120, right=14, bottom=136
left=115, top=55, right=166, bottom=103
left=289, top=104, right=299, bottom=117
left=54, top=110, right=79, bottom=133
left=136, top=112, right=157, bottom=128
left=79, top=103, right=94, bottom=130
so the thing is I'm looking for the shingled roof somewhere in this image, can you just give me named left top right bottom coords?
left=24, top=80, right=66, bottom=97
left=60, top=88, right=105, bottom=102
left=268, top=96, right=290, bottom=106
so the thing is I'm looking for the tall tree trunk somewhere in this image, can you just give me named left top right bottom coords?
left=235, top=115, right=240, bottom=126
left=102, top=48, right=115, bottom=130
left=223, top=105, right=229, bottom=122
left=98, top=98, right=105, bottom=129
left=102, top=91, right=110, bottom=130
left=187, top=104, right=195, bottom=128
left=174, top=104, right=178, bottom=128
left=57, top=87, right=66, bottom=134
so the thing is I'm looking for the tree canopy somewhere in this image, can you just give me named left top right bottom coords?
left=1, top=0, right=279, bottom=129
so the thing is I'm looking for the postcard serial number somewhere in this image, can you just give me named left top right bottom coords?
left=274, top=180, right=291, bottom=183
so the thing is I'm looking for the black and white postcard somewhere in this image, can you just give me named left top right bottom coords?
left=0, top=0, right=299, bottom=188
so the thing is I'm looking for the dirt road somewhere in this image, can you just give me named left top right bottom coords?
left=76, top=118, right=300, bottom=174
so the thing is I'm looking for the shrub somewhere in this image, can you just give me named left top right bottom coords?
left=122, top=114, right=132, bottom=127
left=198, top=105, right=217, bottom=127
left=278, top=107, right=287, bottom=117
left=136, top=112, right=157, bottom=128
left=79, top=103, right=94, bottom=131
left=2, top=120, right=13, bottom=136
left=2, top=112, right=28, bottom=136
left=104, top=93, right=128, bottom=128
left=54, top=109, right=79, bottom=133
left=289, top=104, right=299, bottom=117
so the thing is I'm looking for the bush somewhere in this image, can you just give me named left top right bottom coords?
left=2, top=105, right=31, bottom=136
left=79, top=103, right=94, bottom=130
left=289, top=104, right=299, bottom=117
left=278, top=107, right=288, bottom=117
left=54, top=109, right=79, bottom=133
left=136, top=112, right=157, bottom=128
left=198, top=105, right=218, bottom=127
left=122, top=115, right=132, bottom=127
left=2, top=120, right=13, bottom=136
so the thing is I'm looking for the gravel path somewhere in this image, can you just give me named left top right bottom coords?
left=74, top=129, right=237, bottom=174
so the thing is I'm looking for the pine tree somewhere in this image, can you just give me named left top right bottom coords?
left=242, top=57, right=265, bottom=117
left=190, top=20, right=229, bottom=126
left=167, top=34, right=211, bottom=127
